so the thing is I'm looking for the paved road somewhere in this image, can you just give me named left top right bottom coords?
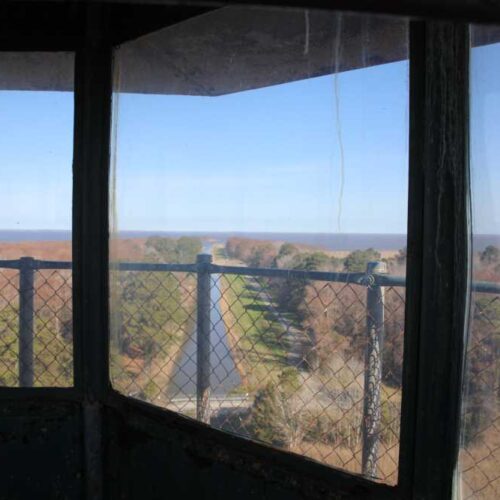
left=165, top=395, right=252, bottom=413
left=247, top=276, right=311, bottom=369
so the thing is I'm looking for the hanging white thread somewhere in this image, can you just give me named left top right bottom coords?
left=333, top=14, right=345, bottom=233
left=304, top=10, right=310, bottom=55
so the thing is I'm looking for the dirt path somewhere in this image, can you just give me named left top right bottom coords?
left=214, top=243, right=311, bottom=373
left=246, top=276, right=311, bottom=370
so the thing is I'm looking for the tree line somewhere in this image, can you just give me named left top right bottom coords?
left=226, top=238, right=500, bottom=447
left=108, top=236, right=202, bottom=400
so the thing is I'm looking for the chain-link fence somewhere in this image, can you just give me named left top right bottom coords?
left=1, top=255, right=498, bottom=491
left=0, top=258, right=72, bottom=387
left=107, top=257, right=499, bottom=489
left=459, top=291, right=500, bottom=499
left=110, top=265, right=198, bottom=405
left=109, top=255, right=405, bottom=483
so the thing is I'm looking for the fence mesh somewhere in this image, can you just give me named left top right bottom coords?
left=1, top=256, right=498, bottom=493
left=110, top=270, right=198, bottom=408
left=459, top=293, right=500, bottom=499
left=110, top=267, right=405, bottom=483
left=213, top=275, right=403, bottom=482
left=0, top=267, right=73, bottom=387
left=34, top=269, right=73, bottom=386
left=0, top=268, right=20, bottom=386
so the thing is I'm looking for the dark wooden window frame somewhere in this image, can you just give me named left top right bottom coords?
left=0, top=2, right=477, bottom=499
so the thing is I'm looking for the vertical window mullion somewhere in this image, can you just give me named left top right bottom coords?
left=73, top=25, right=113, bottom=401
left=397, top=20, right=426, bottom=498
left=402, top=20, right=471, bottom=500
left=72, top=9, right=113, bottom=498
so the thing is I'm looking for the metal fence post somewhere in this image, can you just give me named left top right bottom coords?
left=362, top=260, right=387, bottom=477
left=19, top=257, right=35, bottom=387
left=196, top=253, right=212, bottom=423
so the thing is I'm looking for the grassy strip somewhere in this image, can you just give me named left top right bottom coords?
left=213, top=245, right=227, bottom=262
left=219, top=274, right=288, bottom=392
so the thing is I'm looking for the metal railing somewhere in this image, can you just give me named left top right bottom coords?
left=0, top=254, right=499, bottom=489
left=0, top=257, right=72, bottom=387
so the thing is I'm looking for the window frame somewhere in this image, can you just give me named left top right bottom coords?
left=399, top=20, right=471, bottom=500
left=102, top=12, right=472, bottom=499
left=0, top=3, right=476, bottom=499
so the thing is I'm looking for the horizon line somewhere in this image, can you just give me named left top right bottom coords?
left=0, top=228, right=499, bottom=237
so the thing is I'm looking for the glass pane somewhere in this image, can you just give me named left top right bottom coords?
left=110, top=7, right=409, bottom=483
left=458, top=27, right=500, bottom=499
left=0, top=52, right=74, bottom=387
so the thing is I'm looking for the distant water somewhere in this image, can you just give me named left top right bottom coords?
left=0, top=230, right=72, bottom=242
left=0, top=229, right=498, bottom=252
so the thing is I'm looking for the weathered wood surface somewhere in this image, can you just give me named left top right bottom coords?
left=406, top=21, right=470, bottom=500
left=105, top=392, right=399, bottom=500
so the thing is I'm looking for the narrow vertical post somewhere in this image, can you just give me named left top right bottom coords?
left=408, top=23, right=470, bottom=500
left=196, top=253, right=212, bottom=423
left=73, top=8, right=113, bottom=499
left=362, top=260, right=387, bottom=477
left=19, top=257, right=35, bottom=387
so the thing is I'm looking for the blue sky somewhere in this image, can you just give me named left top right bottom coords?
left=0, top=55, right=409, bottom=234
left=113, top=58, right=409, bottom=234
left=471, top=41, right=500, bottom=235
left=0, top=41, right=497, bottom=235
left=0, top=90, right=73, bottom=230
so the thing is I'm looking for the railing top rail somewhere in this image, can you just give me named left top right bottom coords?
left=0, top=259, right=23, bottom=269
left=210, top=263, right=368, bottom=284
left=0, top=259, right=72, bottom=270
left=112, top=262, right=198, bottom=273
left=471, top=280, right=500, bottom=294
left=374, top=274, right=407, bottom=288
left=36, top=260, right=72, bottom=270
left=2, top=256, right=500, bottom=294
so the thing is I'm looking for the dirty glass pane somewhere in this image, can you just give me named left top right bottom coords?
left=0, top=52, right=74, bottom=387
left=110, top=7, right=408, bottom=483
left=457, top=26, right=500, bottom=500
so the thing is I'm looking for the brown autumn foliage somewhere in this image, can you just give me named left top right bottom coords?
left=0, top=238, right=150, bottom=306
left=226, top=237, right=406, bottom=387
left=226, top=237, right=279, bottom=267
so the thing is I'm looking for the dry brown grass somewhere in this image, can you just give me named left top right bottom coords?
left=292, top=441, right=399, bottom=485
left=0, top=237, right=150, bottom=262
left=459, top=425, right=500, bottom=499
left=0, top=240, right=71, bottom=260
